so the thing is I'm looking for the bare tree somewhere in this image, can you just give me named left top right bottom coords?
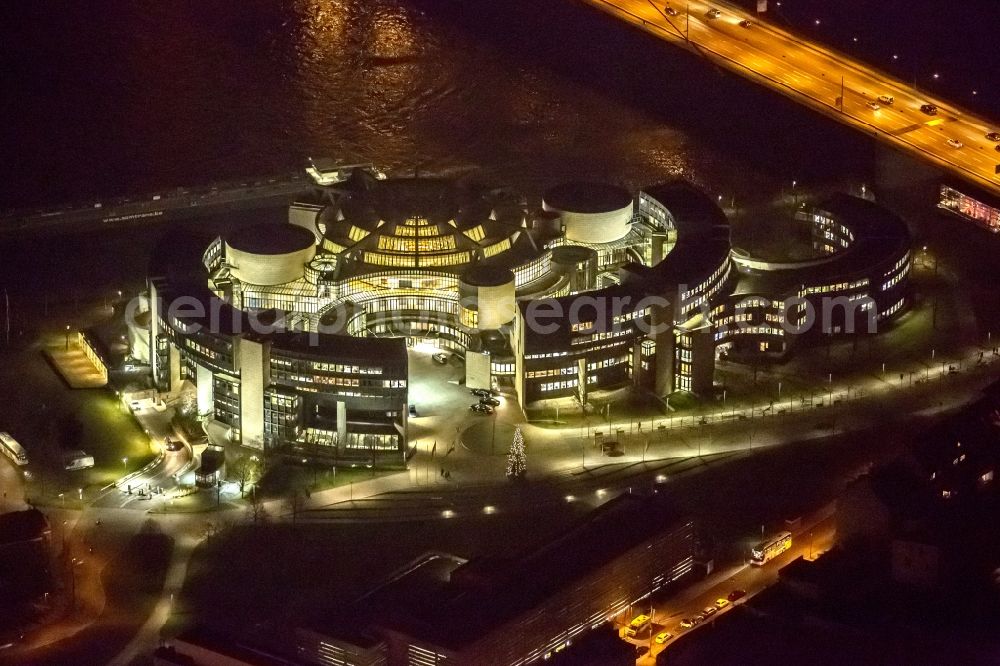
left=246, top=488, right=267, bottom=526
left=284, top=488, right=305, bottom=527
left=230, top=454, right=263, bottom=498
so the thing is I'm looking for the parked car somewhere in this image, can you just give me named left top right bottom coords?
left=479, top=396, right=500, bottom=407
left=432, top=352, right=449, bottom=364
left=679, top=618, right=696, bottom=628
left=408, top=404, right=417, bottom=417
left=702, top=606, right=718, bottom=617
left=715, top=598, right=730, bottom=609
left=636, top=645, right=649, bottom=657
left=470, top=403, right=494, bottom=414
left=728, top=589, right=747, bottom=602
left=471, top=388, right=493, bottom=398
left=654, top=631, right=673, bottom=644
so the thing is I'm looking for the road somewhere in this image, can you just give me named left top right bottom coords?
left=627, top=506, right=837, bottom=663
left=0, top=172, right=311, bottom=236
left=579, top=0, right=1000, bottom=195
left=91, top=398, right=193, bottom=511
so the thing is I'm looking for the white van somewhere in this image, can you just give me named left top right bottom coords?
left=63, top=450, right=95, bottom=470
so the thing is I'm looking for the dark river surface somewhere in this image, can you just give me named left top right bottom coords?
left=3, top=0, right=994, bottom=212
left=0, top=0, right=996, bottom=299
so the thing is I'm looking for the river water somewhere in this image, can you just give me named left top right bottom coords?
left=1, top=0, right=995, bottom=210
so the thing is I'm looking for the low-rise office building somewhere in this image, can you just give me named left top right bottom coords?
left=296, top=493, right=695, bottom=666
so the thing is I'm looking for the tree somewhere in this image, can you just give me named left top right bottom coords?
left=246, top=487, right=267, bottom=526
left=506, top=427, right=526, bottom=480
left=178, top=391, right=197, bottom=418
left=230, top=454, right=263, bottom=498
left=284, top=488, right=306, bottom=526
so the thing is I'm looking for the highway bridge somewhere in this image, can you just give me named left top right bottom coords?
left=579, top=0, right=1000, bottom=196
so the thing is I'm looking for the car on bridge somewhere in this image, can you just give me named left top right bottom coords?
left=664, top=5, right=678, bottom=16
left=986, top=132, right=1000, bottom=142
left=705, top=8, right=721, bottom=19
left=866, top=101, right=881, bottom=110
left=946, top=138, right=964, bottom=149
left=739, top=19, right=752, bottom=28
left=877, top=95, right=895, bottom=105
left=920, top=103, right=938, bottom=115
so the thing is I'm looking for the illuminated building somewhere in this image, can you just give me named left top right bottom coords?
left=938, top=183, right=1000, bottom=234
left=136, top=168, right=911, bottom=464
left=295, top=493, right=694, bottom=666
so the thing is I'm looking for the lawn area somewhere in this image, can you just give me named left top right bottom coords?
left=0, top=340, right=154, bottom=506
left=257, top=460, right=400, bottom=499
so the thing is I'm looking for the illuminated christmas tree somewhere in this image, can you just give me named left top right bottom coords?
left=506, top=427, right=526, bottom=479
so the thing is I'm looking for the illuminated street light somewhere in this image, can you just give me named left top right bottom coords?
left=482, top=505, right=496, bottom=515
left=442, top=509, right=455, bottom=519
left=122, top=457, right=128, bottom=473
left=565, top=494, right=576, bottom=503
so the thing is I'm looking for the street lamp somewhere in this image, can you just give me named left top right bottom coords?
left=65, top=325, right=71, bottom=350
left=122, top=457, right=128, bottom=474
left=69, top=558, right=84, bottom=611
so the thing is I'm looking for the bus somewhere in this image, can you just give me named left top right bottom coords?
left=0, top=432, right=28, bottom=466
left=751, top=531, right=792, bottom=565
left=625, top=613, right=651, bottom=637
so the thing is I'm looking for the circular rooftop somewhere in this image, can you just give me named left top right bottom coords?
left=226, top=223, right=316, bottom=256
left=551, top=245, right=598, bottom=265
left=460, top=264, right=515, bottom=287
left=542, top=182, right=632, bottom=214
left=318, top=177, right=525, bottom=276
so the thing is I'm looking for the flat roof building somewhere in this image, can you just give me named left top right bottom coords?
left=296, top=493, right=694, bottom=666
